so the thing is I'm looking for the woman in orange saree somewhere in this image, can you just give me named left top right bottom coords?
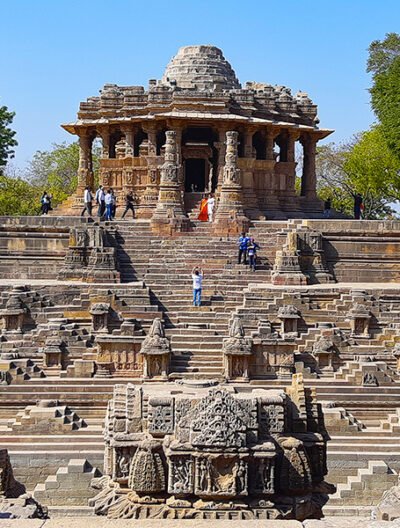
left=198, top=195, right=208, bottom=221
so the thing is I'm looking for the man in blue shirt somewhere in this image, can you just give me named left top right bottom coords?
left=238, top=232, right=250, bottom=265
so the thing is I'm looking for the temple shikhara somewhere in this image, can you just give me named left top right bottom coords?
left=2, top=45, right=400, bottom=525
left=61, top=45, right=332, bottom=226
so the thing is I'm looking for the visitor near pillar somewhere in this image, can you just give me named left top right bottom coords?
left=353, top=193, right=363, bottom=219
left=104, top=189, right=113, bottom=221
left=95, top=185, right=105, bottom=218
left=238, top=232, right=250, bottom=264
left=110, top=189, right=117, bottom=219
left=207, top=193, right=215, bottom=222
left=40, top=192, right=51, bottom=215
left=192, top=266, right=203, bottom=307
left=198, top=194, right=209, bottom=221
left=247, top=237, right=260, bottom=272
left=121, top=191, right=136, bottom=219
left=324, top=198, right=332, bottom=218
left=81, top=186, right=93, bottom=217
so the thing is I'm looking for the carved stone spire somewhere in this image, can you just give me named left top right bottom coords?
left=150, top=130, right=190, bottom=235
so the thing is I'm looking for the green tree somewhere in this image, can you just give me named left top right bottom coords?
left=0, top=105, right=18, bottom=169
left=26, top=141, right=100, bottom=207
left=367, top=33, right=400, bottom=161
left=0, top=173, right=41, bottom=215
left=316, top=127, right=400, bottom=218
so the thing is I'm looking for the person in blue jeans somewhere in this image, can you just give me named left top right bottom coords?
left=192, top=267, right=203, bottom=307
left=247, top=237, right=260, bottom=272
left=104, top=189, right=113, bottom=221
left=238, top=232, right=250, bottom=264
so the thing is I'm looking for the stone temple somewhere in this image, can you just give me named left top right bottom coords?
left=60, top=44, right=332, bottom=225
left=2, top=45, right=400, bottom=526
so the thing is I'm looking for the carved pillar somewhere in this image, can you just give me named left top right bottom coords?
left=287, top=131, right=296, bottom=163
left=123, top=126, right=134, bottom=157
left=266, top=129, right=277, bottom=161
left=215, top=125, right=229, bottom=194
left=213, top=131, right=249, bottom=235
left=144, top=124, right=157, bottom=157
left=244, top=129, right=255, bottom=159
left=78, top=133, right=92, bottom=190
left=99, top=128, right=110, bottom=159
left=150, top=130, right=190, bottom=234
left=300, top=134, right=318, bottom=199
left=172, top=125, right=184, bottom=191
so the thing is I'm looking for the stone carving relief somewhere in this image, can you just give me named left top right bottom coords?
left=91, top=379, right=332, bottom=519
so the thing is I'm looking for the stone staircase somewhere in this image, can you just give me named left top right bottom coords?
left=328, top=460, right=397, bottom=508
left=33, top=458, right=100, bottom=508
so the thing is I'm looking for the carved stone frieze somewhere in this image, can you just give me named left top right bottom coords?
left=92, top=377, right=333, bottom=519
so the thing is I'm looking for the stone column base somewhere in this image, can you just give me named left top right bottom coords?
left=271, top=271, right=308, bottom=285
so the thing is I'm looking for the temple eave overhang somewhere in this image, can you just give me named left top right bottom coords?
left=61, top=114, right=333, bottom=139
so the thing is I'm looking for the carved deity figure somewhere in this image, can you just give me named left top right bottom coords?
left=223, top=131, right=240, bottom=185
left=229, top=315, right=245, bottom=339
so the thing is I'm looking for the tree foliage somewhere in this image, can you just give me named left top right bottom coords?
left=367, top=33, right=400, bottom=161
left=0, top=106, right=18, bottom=169
left=316, top=126, right=400, bottom=218
left=26, top=141, right=100, bottom=208
left=0, top=172, right=41, bottom=216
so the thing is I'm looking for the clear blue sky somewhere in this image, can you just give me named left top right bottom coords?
left=1, top=0, right=399, bottom=168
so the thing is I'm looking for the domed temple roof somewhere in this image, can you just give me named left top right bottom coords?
left=161, top=45, right=241, bottom=91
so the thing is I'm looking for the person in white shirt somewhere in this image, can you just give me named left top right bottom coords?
left=192, top=266, right=204, bottom=307
left=207, top=193, right=215, bottom=222
left=95, top=185, right=105, bottom=218
left=104, top=189, right=113, bottom=221
left=81, top=186, right=93, bottom=217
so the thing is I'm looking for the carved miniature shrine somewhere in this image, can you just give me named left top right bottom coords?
left=91, top=376, right=332, bottom=520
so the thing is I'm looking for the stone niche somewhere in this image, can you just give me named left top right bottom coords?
left=0, top=292, right=27, bottom=333
left=90, top=302, right=110, bottom=333
left=277, top=304, right=300, bottom=339
left=222, top=315, right=252, bottom=381
left=90, top=374, right=333, bottom=520
left=348, top=303, right=371, bottom=338
left=138, top=318, right=171, bottom=379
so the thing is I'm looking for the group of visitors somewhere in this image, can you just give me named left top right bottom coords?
left=80, top=185, right=136, bottom=221
left=238, top=232, right=260, bottom=272
left=198, top=193, right=215, bottom=222
left=191, top=232, right=260, bottom=307
left=324, top=193, right=365, bottom=220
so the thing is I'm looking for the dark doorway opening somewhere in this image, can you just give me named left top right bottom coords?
left=185, top=159, right=206, bottom=192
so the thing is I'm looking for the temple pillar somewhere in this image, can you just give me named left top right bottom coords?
left=171, top=125, right=184, bottom=190
left=266, top=129, right=277, bottom=161
left=301, top=133, right=318, bottom=199
left=77, top=133, right=93, bottom=190
left=215, top=125, right=229, bottom=194
left=122, top=126, right=134, bottom=157
left=213, top=131, right=249, bottom=235
left=99, top=128, right=110, bottom=159
left=286, top=130, right=296, bottom=163
left=244, top=128, right=255, bottom=159
left=242, top=128, right=262, bottom=219
left=150, top=130, right=190, bottom=235
left=143, top=124, right=157, bottom=157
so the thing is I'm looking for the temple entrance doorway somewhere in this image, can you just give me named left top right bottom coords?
left=184, top=158, right=206, bottom=192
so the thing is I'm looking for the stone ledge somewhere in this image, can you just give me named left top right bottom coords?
left=0, top=519, right=400, bottom=528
